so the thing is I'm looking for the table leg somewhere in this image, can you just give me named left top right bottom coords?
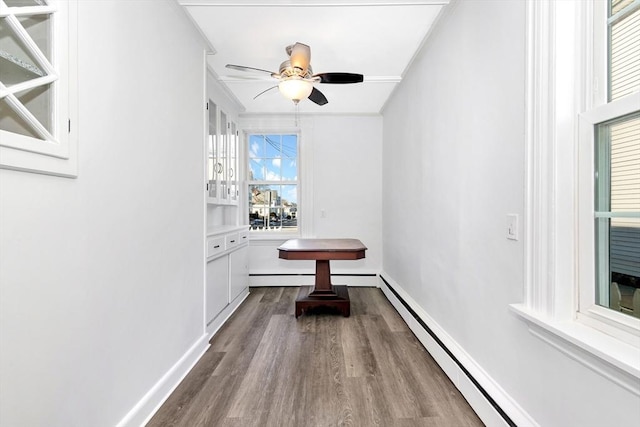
left=309, top=259, right=337, bottom=297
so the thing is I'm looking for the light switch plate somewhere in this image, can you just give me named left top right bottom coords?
left=507, top=214, right=518, bottom=240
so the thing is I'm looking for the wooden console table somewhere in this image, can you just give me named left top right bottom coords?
left=277, top=238, right=367, bottom=318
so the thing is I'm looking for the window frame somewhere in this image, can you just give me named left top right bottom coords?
left=578, top=94, right=640, bottom=341
left=246, top=130, right=304, bottom=239
left=0, top=0, right=78, bottom=178
left=511, top=0, right=640, bottom=395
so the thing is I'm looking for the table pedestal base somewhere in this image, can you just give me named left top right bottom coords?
left=295, top=285, right=350, bottom=318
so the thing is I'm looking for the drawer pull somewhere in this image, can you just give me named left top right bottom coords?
left=214, top=245, right=220, bottom=249
left=230, top=240, right=236, bottom=243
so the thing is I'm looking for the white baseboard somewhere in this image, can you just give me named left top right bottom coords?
left=116, top=333, right=210, bottom=427
left=378, top=272, right=538, bottom=427
left=118, top=290, right=250, bottom=427
left=207, top=289, right=250, bottom=338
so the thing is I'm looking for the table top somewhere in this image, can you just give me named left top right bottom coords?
left=278, top=238, right=367, bottom=260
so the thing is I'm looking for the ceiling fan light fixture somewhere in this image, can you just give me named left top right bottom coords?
left=278, top=77, right=313, bottom=103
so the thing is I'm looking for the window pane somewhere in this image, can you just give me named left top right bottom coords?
left=248, top=185, right=298, bottom=231
left=611, top=0, right=635, bottom=16
left=249, top=134, right=265, bottom=158
left=595, top=113, right=640, bottom=316
left=264, top=134, right=282, bottom=158
left=282, top=134, right=297, bottom=158
left=248, top=134, right=299, bottom=233
left=248, top=159, right=263, bottom=180
left=609, top=5, right=640, bottom=101
left=264, top=157, right=281, bottom=181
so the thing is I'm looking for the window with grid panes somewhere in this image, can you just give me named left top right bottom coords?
left=591, top=0, right=640, bottom=318
left=248, top=134, right=299, bottom=233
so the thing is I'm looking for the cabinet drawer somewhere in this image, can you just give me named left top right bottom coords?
left=207, top=237, right=225, bottom=258
left=238, top=230, right=249, bottom=244
left=225, top=232, right=239, bottom=249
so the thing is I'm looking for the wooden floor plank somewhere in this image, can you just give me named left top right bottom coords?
left=148, top=287, right=484, bottom=427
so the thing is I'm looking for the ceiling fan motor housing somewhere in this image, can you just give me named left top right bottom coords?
left=279, top=60, right=313, bottom=78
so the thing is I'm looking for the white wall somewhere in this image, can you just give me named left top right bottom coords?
left=381, top=1, right=640, bottom=426
left=241, top=114, right=382, bottom=285
left=0, top=2, right=208, bottom=426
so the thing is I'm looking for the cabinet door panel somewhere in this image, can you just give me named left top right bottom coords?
left=206, top=256, right=229, bottom=325
left=229, top=245, right=249, bottom=302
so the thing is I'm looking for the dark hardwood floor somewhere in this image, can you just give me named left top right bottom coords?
left=147, top=287, right=484, bottom=427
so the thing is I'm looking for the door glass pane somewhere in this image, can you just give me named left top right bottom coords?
left=4, top=0, right=48, bottom=6
left=0, top=17, right=45, bottom=85
left=17, top=82, right=51, bottom=132
left=220, top=112, right=228, bottom=200
left=18, top=13, right=51, bottom=62
left=0, top=97, right=39, bottom=137
left=208, top=100, right=217, bottom=198
left=595, top=113, right=640, bottom=316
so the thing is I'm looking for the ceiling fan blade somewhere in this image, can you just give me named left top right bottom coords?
left=253, top=86, right=278, bottom=100
left=308, top=87, right=328, bottom=105
left=289, top=42, right=311, bottom=74
left=226, top=64, right=278, bottom=77
left=314, top=72, right=364, bottom=84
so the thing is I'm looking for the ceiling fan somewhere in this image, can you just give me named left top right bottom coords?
left=225, top=42, right=363, bottom=106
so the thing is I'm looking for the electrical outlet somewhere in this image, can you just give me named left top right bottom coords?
left=507, top=214, right=518, bottom=240
left=320, top=209, right=326, bottom=218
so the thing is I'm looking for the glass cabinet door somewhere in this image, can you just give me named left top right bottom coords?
left=229, top=122, right=238, bottom=204
left=219, top=111, right=229, bottom=203
left=207, top=100, right=218, bottom=201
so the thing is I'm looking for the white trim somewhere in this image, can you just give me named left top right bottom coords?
left=380, top=273, right=539, bottom=427
left=116, top=334, right=210, bottom=427
left=523, top=0, right=558, bottom=316
left=206, top=289, right=250, bottom=338
left=511, top=304, right=640, bottom=396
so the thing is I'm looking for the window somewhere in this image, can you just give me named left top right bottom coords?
left=0, top=0, right=77, bottom=177
left=248, top=134, right=299, bottom=233
left=512, top=0, right=639, bottom=393
left=594, top=113, right=640, bottom=316
left=582, top=0, right=640, bottom=322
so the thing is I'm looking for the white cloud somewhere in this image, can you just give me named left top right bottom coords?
left=250, top=142, right=260, bottom=158
left=266, top=171, right=280, bottom=180
left=272, top=158, right=281, bottom=167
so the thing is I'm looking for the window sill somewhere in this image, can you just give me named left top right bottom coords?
left=510, top=303, right=640, bottom=396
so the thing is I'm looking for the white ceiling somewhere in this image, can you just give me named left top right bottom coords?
left=179, top=1, right=448, bottom=115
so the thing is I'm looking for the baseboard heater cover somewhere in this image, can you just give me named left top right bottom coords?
left=380, top=275, right=517, bottom=427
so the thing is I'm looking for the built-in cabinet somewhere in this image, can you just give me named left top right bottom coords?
left=207, top=100, right=239, bottom=205
left=205, top=226, right=249, bottom=333
left=205, top=69, right=247, bottom=337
